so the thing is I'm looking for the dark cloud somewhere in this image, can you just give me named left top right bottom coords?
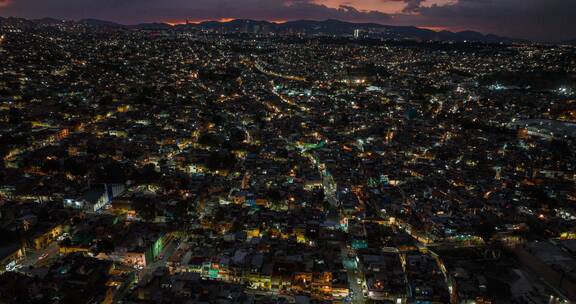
left=0, top=0, right=391, bottom=24
left=1, top=0, right=575, bottom=41
left=402, top=0, right=425, bottom=13
left=396, top=0, right=576, bottom=41
left=385, top=0, right=426, bottom=13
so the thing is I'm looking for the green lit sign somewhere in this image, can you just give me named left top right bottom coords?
left=209, top=268, right=219, bottom=279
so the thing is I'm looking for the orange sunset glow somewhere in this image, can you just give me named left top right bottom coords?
left=313, top=0, right=456, bottom=13
left=1, top=0, right=575, bottom=40
left=166, top=18, right=289, bottom=26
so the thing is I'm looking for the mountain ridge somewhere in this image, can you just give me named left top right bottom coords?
left=0, top=16, right=550, bottom=44
left=140, top=18, right=527, bottom=43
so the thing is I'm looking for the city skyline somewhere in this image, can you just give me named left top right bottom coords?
left=1, top=0, right=576, bottom=41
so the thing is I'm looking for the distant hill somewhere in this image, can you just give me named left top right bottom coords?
left=78, top=18, right=124, bottom=28
left=158, top=19, right=525, bottom=44
left=34, top=18, right=65, bottom=25
left=132, top=23, right=173, bottom=31
left=0, top=17, right=528, bottom=44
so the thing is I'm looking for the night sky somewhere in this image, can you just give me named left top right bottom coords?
left=1, top=0, right=575, bottom=41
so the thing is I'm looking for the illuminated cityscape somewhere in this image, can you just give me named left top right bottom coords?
left=0, top=13, right=575, bottom=304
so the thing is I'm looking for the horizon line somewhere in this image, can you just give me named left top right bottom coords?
left=6, top=15, right=571, bottom=42
left=1, top=15, right=440, bottom=28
